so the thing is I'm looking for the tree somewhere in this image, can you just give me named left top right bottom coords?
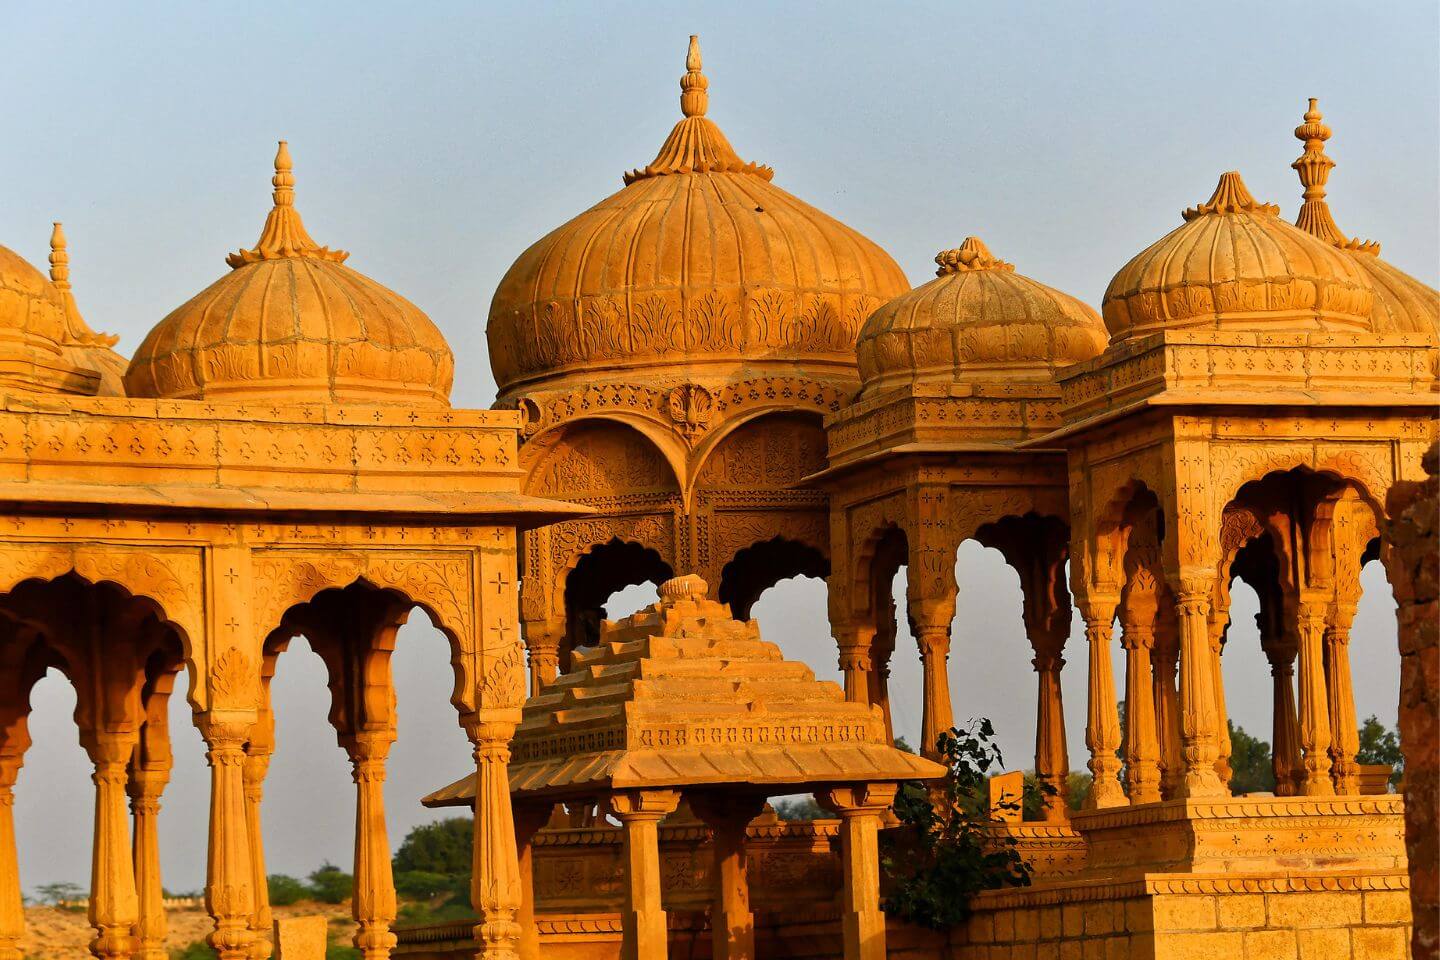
left=1355, top=714, right=1404, bottom=789
left=881, top=719, right=1035, bottom=929
left=34, top=881, right=83, bottom=906
left=1228, top=721, right=1275, bottom=795
left=772, top=795, right=829, bottom=821
left=393, top=818, right=473, bottom=875
left=267, top=874, right=308, bottom=907
left=306, top=863, right=354, bottom=905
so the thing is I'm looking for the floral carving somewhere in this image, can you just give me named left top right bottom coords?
left=210, top=645, right=258, bottom=709
left=667, top=384, right=714, bottom=442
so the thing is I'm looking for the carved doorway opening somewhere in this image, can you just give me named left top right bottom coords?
left=718, top=536, right=829, bottom=621
left=564, top=539, right=674, bottom=664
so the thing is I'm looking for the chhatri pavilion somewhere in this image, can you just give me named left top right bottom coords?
left=0, top=34, right=1435, bottom=960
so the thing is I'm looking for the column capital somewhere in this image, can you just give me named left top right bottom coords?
left=1118, top=621, right=1156, bottom=651
left=817, top=782, right=897, bottom=817
left=914, top=625, right=951, bottom=658
left=606, top=789, right=681, bottom=823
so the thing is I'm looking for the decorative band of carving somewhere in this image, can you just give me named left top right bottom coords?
left=970, top=869, right=1411, bottom=910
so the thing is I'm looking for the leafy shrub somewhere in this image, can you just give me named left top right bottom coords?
left=881, top=719, right=1036, bottom=929
left=393, top=818, right=473, bottom=875
left=267, top=873, right=308, bottom=907
left=772, top=795, right=829, bottom=821
left=394, top=870, right=456, bottom=901
left=172, top=941, right=217, bottom=959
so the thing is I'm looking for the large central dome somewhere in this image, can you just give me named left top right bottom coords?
left=487, top=37, right=909, bottom=398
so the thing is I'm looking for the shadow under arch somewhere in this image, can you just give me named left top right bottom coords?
left=719, top=536, right=829, bottom=621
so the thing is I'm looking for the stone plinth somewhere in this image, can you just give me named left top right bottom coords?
left=273, top=916, right=329, bottom=959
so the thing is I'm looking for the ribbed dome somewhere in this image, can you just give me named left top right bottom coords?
left=0, top=242, right=67, bottom=361
left=1103, top=171, right=1374, bottom=343
left=126, top=143, right=453, bottom=405
left=856, top=237, right=1107, bottom=393
left=1354, top=255, right=1439, bottom=340
left=486, top=37, right=908, bottom=397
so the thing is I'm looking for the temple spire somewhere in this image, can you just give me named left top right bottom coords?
left=227, top=140, right=348, bottom=268
left=1291, top=98, right=1378, bottom=254
left=680, top=35, right=708, bottom=118
left=48, top=222, right=119, bottom=347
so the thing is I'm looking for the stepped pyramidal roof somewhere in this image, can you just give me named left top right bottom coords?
left=425, top=574, right=941, bottom=806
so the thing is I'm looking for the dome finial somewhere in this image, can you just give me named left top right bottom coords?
left=1182, top=171, right=1280, bottom=221
left=48, top=221, right=70, bottom=291
left=934, top=236, right=1014, bottom=275
left=1291, top=99, right=1379, bottom=255
left=680, top=35, right=708, bottom=118
left=227, top=140, right=348, bottom=268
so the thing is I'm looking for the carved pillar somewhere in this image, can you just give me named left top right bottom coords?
left=834, top=624, right=875, bottom=706
left=200, top=717, right=257, bottom=960
left=241, top=747, right=272, bottom=959
left=692, top=794, right=766, bottom=960
left=608, top=789, right=681, bottom=960
left=915, top=621, right=954, bottom=759
left=868, top=602, right=897, bottom=742
left=818, top=783, right=896, bottom=960
left=85, top=732, right=142, bottom=960
left=1077, top=595, right=1124, bottom=808
left=522, top=620, right=565, bottom=697
left=348, top=733, right=398, bottom=960
left=0, top=753, right=25, bottom=960
left=468, top=717, right=524, bottom=960
left=1294, top=601, right=1335, bottom=796
left=1153, top=609, right=1184, bottom=800
left=1174, top=584, right=1226, bottom=798
left=512, top=805, right=551, bottom=960
left=127, top=769, right=169, bottom=960
left=1029, top=632, right=1069, bottom=820
left=1207, top=614, right=1233, bottom=788
left=1118, top=614, right=1161, bottom=805
left=1325, top=603, right=1361, bottom=795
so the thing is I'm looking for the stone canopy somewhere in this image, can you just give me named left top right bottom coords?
left=424, top=573, right=943, bottom=806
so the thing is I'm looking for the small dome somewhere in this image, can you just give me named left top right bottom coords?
left=856, top=237, right=1106, bottom=392
left=126, top=143, right=453, bottom=404
left=1103, top=171, right=1373, bottom=343
left=486, top=37, right=908, bottom=397
left=1286, top=99, right=1438, bottom=342
left=0, top=242, right=69, bottom=381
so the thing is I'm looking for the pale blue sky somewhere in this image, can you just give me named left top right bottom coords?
left=2, top=2, right=1433, bottom=896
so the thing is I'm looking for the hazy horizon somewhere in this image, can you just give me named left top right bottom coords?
left=2, top=0, right=1433, bottom=894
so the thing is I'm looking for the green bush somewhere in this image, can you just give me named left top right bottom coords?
left=171, top=941, right=216, bottom=959
left=306, top=863, right=354, bottom=904
left=267, top=873, right=308, bottom=907
left=881, top=719, right=1036, bottom=929
left=394, top=870, right=455, bottom=901
left=393, top=818, right=473, bottom=875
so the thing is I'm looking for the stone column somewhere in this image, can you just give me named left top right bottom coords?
left=914, top=621, right=954, bottom=759
left=1175, top=585, right=1226, bottom=798
left=1078, top=596, right=1124, bottom=808
left=1207, top=615, right=1233, bottom=788
left=127, top=769, right=169, bottom=960
left=692, top=794, right=766, bottom=960
left=1153, top=611, right=1184, bottom=800
left=512, top=805, right=552, bottom=960
left=818, top=783, right=896, bottom=960
left=523, top=620, right=565, bottom=696
left=200, top=717, right=257, bottom=960
left=1325, top=603, right=1361, bottom=795
left=0, top=754, right=26, bottom=960
left=1259, top=610, right=1302, bottom=796
left=348, top=733, right=398, bottom=960
left=835, top=624, right=875, bottom=706
left=1295, top=601, right=1335, bottom=796
left=1029, top=635, right=1069, bottom=820
left=868, top=605, right=897, bottom=743
left=86, top=732, right=141, bottom=960
left=607, top=789, right=681, bottom=960
left=1118, top=615, right=1161, bottom=804
left=468, top=716, right=524, bottom=960
left=241, top=748, right=272, bottom=959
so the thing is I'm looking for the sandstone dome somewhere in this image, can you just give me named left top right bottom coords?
left=1102, top=171, right=1374, bottom=343
left=125, top=142, right=454, bottom=405
left=856, top=236, right=1107, bottom=394
left=485, top=37, right=909, bottom=398
left=0, top=241, right=72, bottom=391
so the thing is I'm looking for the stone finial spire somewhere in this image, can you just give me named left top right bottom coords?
left=48, top=222, right=119, bottom=347
left=48, top=221, right=70, bottom=291
left=1291, top=99, right=1379, bottom=255
left=680, top=35, right=708, bottom=118
left=1182, top=171, right=1280, bottom=221
left=227, top=141, right=348, bottom=268
left=934, top=236, right=1014, bottom=276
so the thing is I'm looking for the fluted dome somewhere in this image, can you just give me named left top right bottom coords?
left=1103, top=171, right=1374, bottom=343
left=856, top=237, right=1106, bottom=393
left=0, top=242, right=68, bottom=386
left=486, top=37, right=909, bottom=397
left=1355, top=255, right=1439, bottom=340
left=126, top=143, right=453, bottom=405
